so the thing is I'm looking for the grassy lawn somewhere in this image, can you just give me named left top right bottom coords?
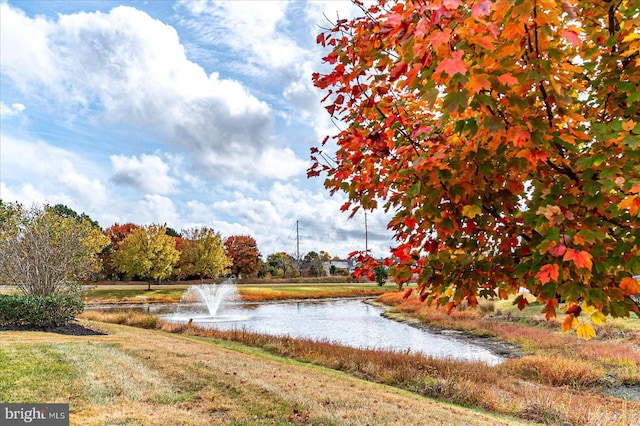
left=0, top=322, right=527, bottom=426
left=3, top=283, right=639, bottom=424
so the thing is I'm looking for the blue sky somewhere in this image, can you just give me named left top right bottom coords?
left=0, top=0, right=394, bottom=259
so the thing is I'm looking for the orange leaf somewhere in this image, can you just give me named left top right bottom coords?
left=498, top=73, right=518, bottom=86
left=573, top=234, right=585, bottom=245
left=562, top=314, right=574, bottom=332
left=435, top=50, right=467, bottom=77
left=618, top=195, right=640, bottom=215
left=427, top=27, right=452, bottom=48
left=535, top=263, right=559, bottom=284
left=445, top=301, right=456, bottom=314
left=542, top=299, right=557, bottom=320
left=466, top=73, right=491, bottom=94
left=620, top=277, right=640, bottom=296
left=563, top=249, right=593, bottom=270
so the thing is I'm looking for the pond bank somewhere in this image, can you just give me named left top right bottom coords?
left=366, top=299, right=524, bottom=360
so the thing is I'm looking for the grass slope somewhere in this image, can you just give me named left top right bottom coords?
left=0, top=322, right=528, bottom=426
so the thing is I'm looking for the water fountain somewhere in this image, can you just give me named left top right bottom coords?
left=169, top=281, right=245, bottom=323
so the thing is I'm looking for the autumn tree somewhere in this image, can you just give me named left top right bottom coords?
left=267, top=252, right=296, bottom=278
left=311, top=0, right=640, bottom=337
left=0, top=202, right=109, bottom=296
left=113, top=224, right=180, bottom=290
left=178, top=227, right=231, bottom=281
left=224, top=235, right=261, bottom=278
left=104, top=223, right=140, bottom=251
left=102, top=223, right=140, bottom=279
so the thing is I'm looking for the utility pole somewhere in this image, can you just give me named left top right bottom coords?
left=296, top=220, right=300, bottom=261
left=365, top=212, right=369, bottom=254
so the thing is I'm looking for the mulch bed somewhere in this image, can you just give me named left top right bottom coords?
left=0, top=322, right=107, bottom=336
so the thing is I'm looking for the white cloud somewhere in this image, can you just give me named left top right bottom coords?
left=0, top=102, right=26, bottom=118
left=1, top=133, right=109, bottom=208
left=0, top=1, right=395, bottom=260
left=0, top=4, right=311, bottom=182
left=180, top=0, right=303, bottom=72
left=188, top=181, right=395, bottom=259
left=253, top=147, right=309, bottom=180
left=110, top=154, right=179, bottom=194
left=0, top=5, right=61, bottom=94
left=136, top=195, right=180, bottom=226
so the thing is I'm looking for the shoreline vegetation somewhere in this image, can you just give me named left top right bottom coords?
left=2, top=283, right=639, bottom=425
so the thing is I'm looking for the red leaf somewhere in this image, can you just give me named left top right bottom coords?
left=434, top=50, right=467, bottom=77
left=535, top=264, right=559, bottom=284
left=471, top=0, right=492, bottom=19
left=514, top=294, right=529, bottom=310
left=549, top=244, right=567, bottom=257
left=426, top=28, right=451, bottom=48
left=561, top=29, right=581, bottom=47
left=390, top=62, right=408, bottom=82
left=566, top=304, right=582, bottom=316
left=403, top=288, right=413, bottom=299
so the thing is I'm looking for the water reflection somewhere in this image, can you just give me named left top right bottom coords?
left=138, top=298, right=503, bottom=365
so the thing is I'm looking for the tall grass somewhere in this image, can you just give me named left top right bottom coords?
left=79, top=310, right=639, bottom=425
left=379, top=291, right=640, bottom=386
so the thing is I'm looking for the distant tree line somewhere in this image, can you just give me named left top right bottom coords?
left=0, top=201, right=354, bottom=290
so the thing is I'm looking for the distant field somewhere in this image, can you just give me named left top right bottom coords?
left=82, top=282, right=398, bottom=304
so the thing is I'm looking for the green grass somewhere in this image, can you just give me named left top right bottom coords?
left=0, top=344, right=82, bottom=402
left=84, top=287, right=187, bottom=302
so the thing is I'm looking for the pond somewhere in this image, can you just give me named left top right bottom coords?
left=94, top=297, right=504, bottom=365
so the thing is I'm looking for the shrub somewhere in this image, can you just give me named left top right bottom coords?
left=0, top=294, right=84, bottom=327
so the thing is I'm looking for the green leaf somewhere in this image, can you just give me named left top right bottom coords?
left=627, top=91, right=640, bottom=104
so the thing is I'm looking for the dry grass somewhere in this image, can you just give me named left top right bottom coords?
left=379, top=292, right=640, bottom=383
left=1, top=321, right=525, bottom=426
left=78, top=309, right=640, bottom=426
left=373, top=292, right=640, bottom=425
left=238, top=285, right=390, bottom=302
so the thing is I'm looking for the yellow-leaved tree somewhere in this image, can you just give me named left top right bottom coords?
left=113, top=224, right=180, bottom=290
left=177, top=227, right=231, bottom=282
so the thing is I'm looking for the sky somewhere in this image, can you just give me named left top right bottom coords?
left=0, top=0, right=396, bottom=260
